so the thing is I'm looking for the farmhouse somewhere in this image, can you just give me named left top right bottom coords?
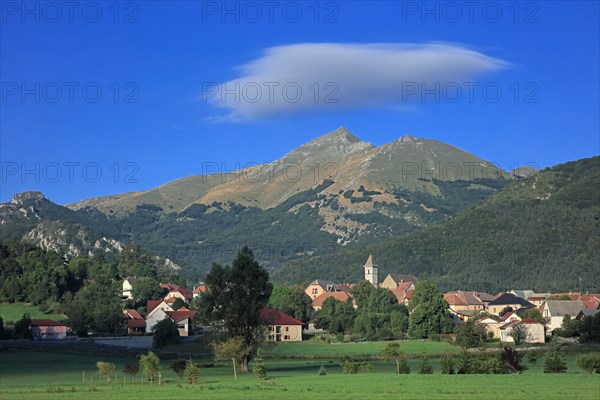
left=123, top=309, right=146, bottom=335
left=444, top=291, right=485, bottom=320
left=165, top=310, right=196, bottom=337
left=30, top=319, right=68, bottom=340
left=304, top=280, right=347, bottom=300
left=145, top=299, right=174, bottom=333
left=542, top=299, right=585, bottom=331
left=311, top=291, right=354, bottom=311
left=164, top=287, right=194, bottom=303
left=380, top=273, right=418, bottom=291
left=260, top=308, right=304, bottom=342
left=499, top=318, right=545, bottom=343
left=486, top=293, right=535, bottom=315
left=122, top=276, right=141, bottom=300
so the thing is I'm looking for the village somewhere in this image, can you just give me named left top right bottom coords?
left=28, top=255, right=600, bottom=347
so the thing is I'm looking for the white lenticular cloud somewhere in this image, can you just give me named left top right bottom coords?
left=202, top=43, right=510, bottom=121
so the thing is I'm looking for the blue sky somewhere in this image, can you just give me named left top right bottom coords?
left=1, top=1, right=599, bottom=204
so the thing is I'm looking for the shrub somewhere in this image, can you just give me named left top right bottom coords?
left=476, top=354, right=503, bottom=374
left=544, top=342, right=568, bottom=373
left=318, top=365, right=327, bottom=376
left=576, top=352, right=600, bottom=374
left=526, top=349, right=539, bottom=366
left=501, top=346, right=526, bottom=374
left=139, top=351, right=161, bottom=381
left=341, top=360, right=359, bottom=374
left=185, top=359, right=200, bottom=384
left=362, top=363, right=373, bottom=373
left=252, top=356, right=267, bottom=379
left=440, top=354, right=454, bottom=374
left=96, top=361, right=116, bottom=382
left=398, top=357, right=411, bottom=374
left=456, top=349, right=472, bottom=374
left=418, top=357, right=433, bottom=374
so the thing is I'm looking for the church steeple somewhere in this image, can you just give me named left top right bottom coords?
left=364, top=254, right=378, bottom=286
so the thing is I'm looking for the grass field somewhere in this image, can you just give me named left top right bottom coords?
left=0, top=303, right=66, bottom=322
left=261, top=339, right=460, bottom=358
left=1, top=345, right=599, bottom=400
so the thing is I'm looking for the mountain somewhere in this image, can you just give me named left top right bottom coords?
left=2, top=128, right=515, bottom=280
left=272, top=156, right=600, bottom=293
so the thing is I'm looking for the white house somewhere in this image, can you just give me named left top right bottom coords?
left=499, top=318, right=545, bottom=343
left=122, top=276, right=141, bottom=300
left=145, top=299, right=174, bottom=333
left=542, top=300, right=585, bottom=331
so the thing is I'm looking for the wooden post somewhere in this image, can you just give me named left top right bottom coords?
left=83, top=371, right=85, bottom=383
left=232, top=358, right=237, bottom=381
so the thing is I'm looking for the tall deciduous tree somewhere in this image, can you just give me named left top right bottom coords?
left=196, top=246, right=272, bottom=373
left=408, top=280, right=453, bottom=338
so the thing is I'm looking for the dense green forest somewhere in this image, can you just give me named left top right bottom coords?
left=273, top=157, right=600, bottom=293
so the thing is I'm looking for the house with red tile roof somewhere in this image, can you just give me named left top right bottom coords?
left=311, top=291, right=354, bottom=311
left=123, top=309, right=146, bottom=335
left=166, top=310, right=197, bottom=337
left=193, top=284, right=207, bottom=298
left=260, top=308, right=303, bottom=342
left=145, top=299, right=174, bottom=334
left=31, top=319, right=68, bottom=340
left=164, top=287, right=193, bottom=303
left=380, top=274, right=418, bottom=291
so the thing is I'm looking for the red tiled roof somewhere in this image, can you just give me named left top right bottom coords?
left=147, top=300, right=163, bottom=314
left=30, top=319, right=67, bottom=327
left=444, top=291, right=484, bottom=306
left=194, top=285, right=207, bottom=294
left=127, top=319, right=146, bottom=328
left=259, top=308, right=303, bottom=326
left=312, top=291, right=352, bottom=308
left=123, top=309, right=144, bottom=320
left=500, top=318, right=543, bottom=330
left=166, top=310, right=196, bottom=323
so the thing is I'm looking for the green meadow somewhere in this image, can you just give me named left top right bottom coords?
left=1, top=342, right=599, bottom=400
left=0, top=303, right=66, bottom=322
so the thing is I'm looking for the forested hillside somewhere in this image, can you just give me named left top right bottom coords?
left=274, top=157, right=600, bottom=293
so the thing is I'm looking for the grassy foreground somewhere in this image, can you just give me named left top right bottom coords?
left=1, top=347, right=599, bottom=400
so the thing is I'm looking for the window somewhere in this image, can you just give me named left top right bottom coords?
left=284, top=335, right=290, bottom=340
left=312, top=288, right=318, bottom=294
left=285, top=326, right=289, bottom=332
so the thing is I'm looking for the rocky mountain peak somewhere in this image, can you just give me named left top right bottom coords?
left=10, top=191, right=46, bottom=205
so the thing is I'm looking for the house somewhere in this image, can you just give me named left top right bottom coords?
left=474, top=292, right=496, bottom=307
left=475, top=316, right=501, bottom=338
left=380, top=273, right=418, bottom=291
left=486, top=293, right=535, bottom=315
left=444, top=291, right=485, bottom=315
left=304, top=280, right=346, bottom=300
left=363, top=254, right=379, bottom=286
left=193, top=284, right=207, bottom=298
left=122, top=276, right=141, bottom=300
left=580, top=294, right=600, bottom=310
left=392, top=287, right=413, bottom=305
left=260, top=308, right=303, bottom=342
left=576, top=309, right=600, bottom=320
left=123, top=309, right=146, bottom=335
left=499, top=318, right=545, bottom=343
left=145, top=300, right=175, bottom=333
left=165, top=310, right=196, bottom=337
left=311, top=291, right=354, bottom=311
left=164, top=287, right=194, bottom=303
left=542, top=300, right=585, bottom=331
left=31, top=319, right=68, bottom=340
left=527, top=295, right=550, bottom=308
left=510, top=290, right=535, bottom=300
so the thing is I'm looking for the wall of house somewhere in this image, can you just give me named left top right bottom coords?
left=146, top=307, right=170, bottom=333
left=380, top=277, right=397, bottom=290
left=122, top=281, right=134, bottom=299
left=32, top=326, right=67, bottom=340
left=305, top=285, right=325, bottom=300
left=267, top=325, right=302, bottom=342
left=500, top=324, right=545, bottom=343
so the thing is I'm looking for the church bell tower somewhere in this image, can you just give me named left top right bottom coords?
left=364, top=254, right=378, bottom=286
